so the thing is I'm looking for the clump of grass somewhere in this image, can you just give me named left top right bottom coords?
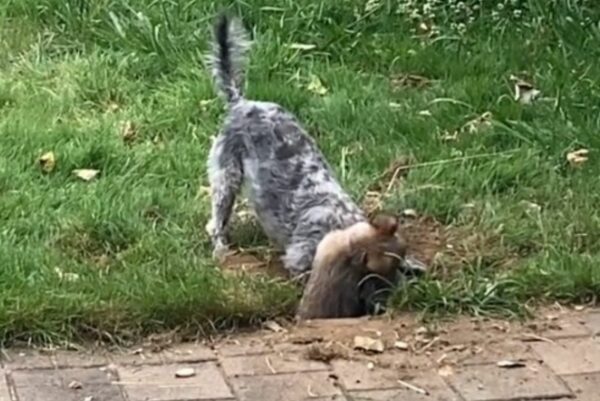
left=0, top=0, right=599, bottom=343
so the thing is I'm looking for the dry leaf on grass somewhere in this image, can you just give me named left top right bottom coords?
left=306, top=74, right=328, bottom=96
left=288, top=43, right=316, bottom=50
left=38, top=151, right=56, bottom=173
left=54, top=267, right=80, bottom=283
left=401, top=208, right=418, bottom=218
left=121, top=120, right=137, bottom=143
left=73, top=169, right=100, bottom=182
left=441, top=111, right=493, bottom=142
left=510, top=75, right=541, bottom=104
left=353, top=336, right=385, bottom=353
left=175, top=368, right=196, bottom=378
left=390, top=73, right=431, bottom=90
left=566, top=149, right=589, bottom=167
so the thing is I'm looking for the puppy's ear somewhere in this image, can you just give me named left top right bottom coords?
left=369, top=214, right=398, bottom=238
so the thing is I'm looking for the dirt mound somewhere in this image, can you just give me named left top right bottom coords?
left=219, top=214, right=462, bottom=278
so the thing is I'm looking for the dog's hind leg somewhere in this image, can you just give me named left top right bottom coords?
left=206, top=134, right=244, bottom=260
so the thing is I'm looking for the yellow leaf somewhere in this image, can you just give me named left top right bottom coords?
left=566, top=149, right=589, bottom=167
left=121, top=120, right=137, bottom=143
left=307, top=74, right=328, bottom=96
left=288, top=43, right=316, bottom=50
left=38, top=151, right=56, bottom=173
left=73, top=169, right=100, bottom=181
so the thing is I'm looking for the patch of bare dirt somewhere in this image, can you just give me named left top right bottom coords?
left=219, top=212, right=513, bottom=281
left=205, top=305, right=592, bottom=370
left=220, top=249, right=289, bottom=279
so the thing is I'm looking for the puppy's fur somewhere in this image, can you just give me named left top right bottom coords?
left=296, top=214, right=407, bottom=320
left=206, top=14, right=365, bottom=276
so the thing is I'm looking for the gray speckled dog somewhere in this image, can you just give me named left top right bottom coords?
left=205, top=14, right=364, bottom=276
left=205, top=15, right=420, bottom=280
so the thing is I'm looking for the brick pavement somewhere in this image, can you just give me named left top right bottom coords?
left=1, top=308, right=599, bottom=401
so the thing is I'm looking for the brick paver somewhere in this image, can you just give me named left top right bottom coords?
left=229, top=371, right=343, bottom=401
left=444, top=362, right=572, bottom=401
left=0, top=371, right=11, bottom=401
left=119, top=362, right=233, bottom=401
left=53, top=350, right=109, bottom=368
left=531, top=337, right=600, bottom=375
left=561, top=373, right=600, bottom=401
left=1, top=349, right=54, bottom=370
left=349, top=369, right=461, bottom=401
left=582, top=311, right=600, bottom=335
left=12, top=367, right=123, bottom=401
left=2, top=309, right=600, bottom=401
left=221, top=353, right=329, bottom=377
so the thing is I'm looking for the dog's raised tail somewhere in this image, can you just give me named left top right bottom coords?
left=208, top=13, right=250, bottom=104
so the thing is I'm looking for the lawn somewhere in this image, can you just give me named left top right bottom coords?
left=1, top=0, right=600, bottom=344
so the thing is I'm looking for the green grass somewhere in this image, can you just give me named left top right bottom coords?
left=1, top=0, right=600, bottom=343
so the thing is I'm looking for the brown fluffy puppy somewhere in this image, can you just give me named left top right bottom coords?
left=295, top=214, right=407, bottom=320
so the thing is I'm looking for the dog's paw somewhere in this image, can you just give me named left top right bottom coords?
left=212, top=243, right=233, bottom=263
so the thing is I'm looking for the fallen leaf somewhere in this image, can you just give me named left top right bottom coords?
left=288, top=43, right=316, bottom=50
left=175, top=368, right=196, bottom=378
left=438, top=365, right=454, bottom=377
left=497, top=360, right=526, bottom=368
left=263, top=320, right=285, bottom=333
left=353, top=336, right=384, bottom=353
left=68, top=380, right=83, bottom=390
left=415, top=326, right=428, bottom=335
left=510, top=75, right=541, bottom=104
left=121, top=120, right=137, bottom=143
left=390, top=73, right=431, bottom=90
left=73, top=169, right=99, bottom=182
left=38, top=151, right=56, bottom=173
left=401, top=208, right=418, bottom=218
left=567, top=149, right=589, bottom=167
left=106, top=102, right=119, bottom=113
left=306, top=74, right=328, bottom=96
left=394, top=341, right=409, bottom=351
left=54, top=267, right=80, bottom=282
left=464, top=111, right=493, bottom=134
left=441, top=131, right=458, bottom=142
